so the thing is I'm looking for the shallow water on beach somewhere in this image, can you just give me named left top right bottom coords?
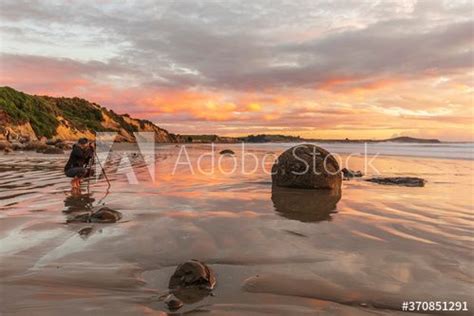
left=0, top=143, right=473, bottom=315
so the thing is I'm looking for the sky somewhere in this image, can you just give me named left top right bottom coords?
left=0, top=0, right=473, bottom=141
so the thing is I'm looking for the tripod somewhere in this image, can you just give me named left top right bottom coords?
left=86, top=146, right=111, bottom=191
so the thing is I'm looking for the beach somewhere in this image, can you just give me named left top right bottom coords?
left=0, top=143, right=473, bottom=315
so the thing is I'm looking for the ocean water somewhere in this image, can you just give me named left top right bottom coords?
left=0, top=143, right=473, bottom=315
left=240, top=142, right=474, bottom=160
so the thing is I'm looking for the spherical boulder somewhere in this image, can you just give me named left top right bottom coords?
left=271, top=144, right=341, bottom=190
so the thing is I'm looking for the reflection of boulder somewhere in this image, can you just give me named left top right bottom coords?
left=272, top=144, right=341, bottom=190
left=271, top=186, right=341, bottom=223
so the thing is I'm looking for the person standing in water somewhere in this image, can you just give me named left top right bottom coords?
left=64, top=138, right=94, bottom=190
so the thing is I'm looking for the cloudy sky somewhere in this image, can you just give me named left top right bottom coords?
left=0, top=0, right=472, bottom=140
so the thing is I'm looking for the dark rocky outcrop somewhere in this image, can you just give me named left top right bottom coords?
left=54, top=141, right=72, bottom=150
left=24, top=141, right=48, bottom=151
left=342, top=168, right=363, bottom=179
left=45, top=139, right=60, bottom=146
left=0, top=140, right=12, bottom=151
left=37, top=146, right=65, bottom=154
left=366, top=177, right=426, bottom=187
left=272, top=144, right=341, bottom=190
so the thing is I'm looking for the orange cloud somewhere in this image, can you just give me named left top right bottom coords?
left=246, top=103, right=262, bottom=112
left=141, top=90, right=237, bottom=121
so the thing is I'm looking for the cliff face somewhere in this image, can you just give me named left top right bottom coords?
left=0, top=86, right=180, bottom=143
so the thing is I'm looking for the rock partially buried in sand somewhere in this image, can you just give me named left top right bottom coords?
left=219, top=149, right=235, bottom=155
left=272, top=186, right=341, bottom=222
left=342, top=168, right=363, bottom=179
left=90, top=207, right=122, bottom=223
left=55, top=141, right=72, bottom=150
left=169, top=260, right=216, bottom=290
left=45, top=139, right=60, bottom=146
left=67, top=207, right=122, bottom=223
left=165, top=260, right=216, bottom=309
left=37, top=146, right=64, bottom=154
left=78, top=226, right=93, bottom=238
left=23, top=141, right=48, bottom=151
left=164, top=294, right=184, bottom=311
left=366, top=177, right=425, bottom=187
left=272, top=144, right=341, bottom=190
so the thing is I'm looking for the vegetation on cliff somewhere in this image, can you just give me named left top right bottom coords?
left=0, top=86, right=178, bottom=142
left=0, top=87, right=59, bottom=138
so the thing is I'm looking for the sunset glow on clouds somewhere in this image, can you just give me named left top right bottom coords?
left=0, top=0, right=473, bottom=140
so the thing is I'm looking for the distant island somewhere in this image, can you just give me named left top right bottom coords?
left=0, top=87, right=441, bottom=144
left=182, top=134, right=441, bottom=144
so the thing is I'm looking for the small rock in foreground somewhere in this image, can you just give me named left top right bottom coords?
left=366, top=177, right=425, bottom=187
left=67, top=207, right=122, bottom=223
left=169, top=259, right=216, bottom=291
left=78, top=226, right=93, bottom=238
left=165, top=260, right=216, bottom=309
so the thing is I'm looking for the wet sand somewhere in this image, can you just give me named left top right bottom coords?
left=0, top=144, right=473, bottom=315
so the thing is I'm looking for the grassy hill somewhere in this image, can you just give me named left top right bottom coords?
left=0, top=87, right=180, bottom=142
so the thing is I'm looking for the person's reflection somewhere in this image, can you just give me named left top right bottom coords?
left=63, top=192, right=95, bottom=214
left=271, top=186, right=341, bottom=223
